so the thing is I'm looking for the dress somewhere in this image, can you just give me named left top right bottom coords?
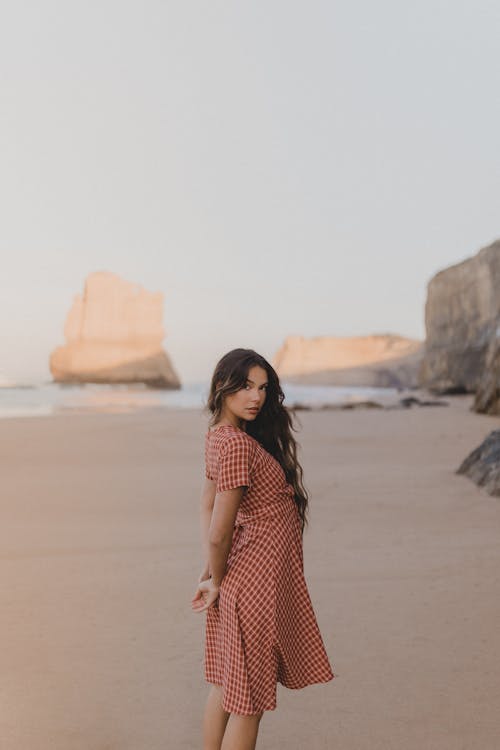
left=204, top=423, right=335, bottom=715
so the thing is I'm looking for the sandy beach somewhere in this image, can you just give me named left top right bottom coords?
left=1, top=396, right=499, bottom=750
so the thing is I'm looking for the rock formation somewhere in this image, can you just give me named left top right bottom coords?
left=273, top=334, right=423, bottom=388
left=50, top=272, right=181, bottom=388
left=419, top=240, right=500, bottom=396
left=474, top=334, right=500, bottom=415
left=456, top=430, right=500, bottom=496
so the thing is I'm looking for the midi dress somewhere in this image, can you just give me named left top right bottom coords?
left=204, top=423, right=335, bottom=715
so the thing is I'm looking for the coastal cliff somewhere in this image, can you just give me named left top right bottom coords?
left=273, top=334, right=423, bottom=388
left=419, top=240, right=500, bottom=404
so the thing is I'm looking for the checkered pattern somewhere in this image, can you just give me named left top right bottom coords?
left=203, top=424, right=335, bottom=715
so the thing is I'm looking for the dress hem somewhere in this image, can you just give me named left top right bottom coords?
left=278, top=672, right=336, bottom=690
left=205, top=672, right=336, bottom=715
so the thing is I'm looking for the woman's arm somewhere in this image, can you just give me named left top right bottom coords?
left=200, top=477, right=217, bottom=569
left=208, top=486, right=244, bottom=586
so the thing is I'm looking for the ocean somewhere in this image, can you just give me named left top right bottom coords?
left=0, top=380, right=402, bottom=419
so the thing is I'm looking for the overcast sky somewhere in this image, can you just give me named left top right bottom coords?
left=1, top=1, right=499, bottom=384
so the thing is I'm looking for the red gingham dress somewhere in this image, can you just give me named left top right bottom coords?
left=204, top=424, right=335, bottom=715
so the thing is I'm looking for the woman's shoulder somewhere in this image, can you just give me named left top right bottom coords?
left=206, top=424, right=259, bottom=452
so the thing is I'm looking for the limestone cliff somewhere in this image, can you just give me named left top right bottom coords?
left=419, top=240, right=500, bottom=396
left=273, top=334, right=423, bottom=388
left=50, top=272, right=181, bottom=388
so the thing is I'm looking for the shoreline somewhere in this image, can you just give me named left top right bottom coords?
left=0, top=383, right=466, bottom=421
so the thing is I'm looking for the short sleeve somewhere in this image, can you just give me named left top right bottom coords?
left=216, top=434, right=254, bottom=493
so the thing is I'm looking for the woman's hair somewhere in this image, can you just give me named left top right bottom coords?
left=205, top=348, right=309, bottom=535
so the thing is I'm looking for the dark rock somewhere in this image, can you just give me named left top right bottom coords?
left=289, top=402, right=313, bottom=411
left=399, top=396, right=449, bottom=408
left=456, top=430, right=500, bottom=496
left=340, top=401, right=383, bottom=410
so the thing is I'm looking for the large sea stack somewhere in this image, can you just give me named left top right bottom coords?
left=50, top=272, right=181, bottom=388
left=273, top=334, right=423, bottom=388
left=419, top=240, right=500, bottom=407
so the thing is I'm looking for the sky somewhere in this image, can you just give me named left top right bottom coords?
left=1, top=0, right=499, bottom=384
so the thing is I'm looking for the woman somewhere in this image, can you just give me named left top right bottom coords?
left=191, top=348, right=335, bottom=749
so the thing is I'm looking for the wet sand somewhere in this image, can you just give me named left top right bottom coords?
left=1, top=396, right=499, bottom=749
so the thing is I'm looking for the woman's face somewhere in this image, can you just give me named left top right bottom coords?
left=221, top=365, right=268, bottom=426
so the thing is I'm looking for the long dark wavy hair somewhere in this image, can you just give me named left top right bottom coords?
left=205, top=348, right=310, bottom=535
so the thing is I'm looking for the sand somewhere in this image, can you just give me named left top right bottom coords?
left=1, top=396, right=499, bottom=749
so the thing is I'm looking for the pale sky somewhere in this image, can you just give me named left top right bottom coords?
left=1, top=1, right=499, bottom=384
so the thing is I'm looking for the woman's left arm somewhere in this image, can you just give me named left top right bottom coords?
left=200, top=477, right=217, bottom=576
left=191, top=486, right=244, bottom=613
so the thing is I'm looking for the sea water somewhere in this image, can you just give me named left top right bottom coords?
left=0, top=380, right=402, bottom=419
left=0, top=381, right=398, bottom=418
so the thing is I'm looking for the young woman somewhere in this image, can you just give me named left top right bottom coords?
left=191, top=348, right=335, bottom=749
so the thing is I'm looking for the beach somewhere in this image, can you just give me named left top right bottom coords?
left=1, top=397, right=499, bottom=750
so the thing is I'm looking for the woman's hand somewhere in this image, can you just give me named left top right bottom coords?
left=191, top=577, right=220, bottom=613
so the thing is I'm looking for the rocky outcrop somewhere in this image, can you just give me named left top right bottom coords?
left=273, top=334, right=423, bottom=388
left=419, top=240, right=500, bottom=395
left=474, top=335, right=500, bottom=415
left=456, top=430, right=500, bottom=496
left=50, top=272, right=181, bottom=388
